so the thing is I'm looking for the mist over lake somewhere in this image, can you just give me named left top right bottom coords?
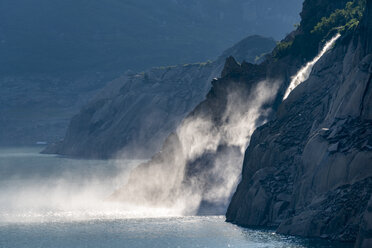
left=0, top=147, right=351, bottom=248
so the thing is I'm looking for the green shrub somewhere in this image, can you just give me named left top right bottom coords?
left=272, top=40, right=294, bottom=59
left=311, top=0, right=366, bottom=37
left=273, top=0, right=366, bottom=60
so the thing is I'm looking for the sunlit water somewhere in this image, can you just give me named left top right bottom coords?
left=0, top=147, right=351, bottom=248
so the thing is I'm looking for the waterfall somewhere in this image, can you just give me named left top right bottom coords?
left=112, top=35, right=342, bottom=216
left=283, top=34, right=341, bottom=100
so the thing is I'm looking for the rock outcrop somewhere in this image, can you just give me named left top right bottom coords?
left=45, top=36, right=276, bottom=158
left=227, top=0, right=372, bottom=246
left=356, top=195, right=372, bottom=247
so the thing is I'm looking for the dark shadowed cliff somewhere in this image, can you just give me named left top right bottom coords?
left=227, top=0, right=372, bottom=246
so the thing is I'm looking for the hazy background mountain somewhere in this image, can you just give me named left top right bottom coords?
left=0, top=0, right=303, bottom=146
left=43, top=36, right=276, bottom=159
left=0, top=0, right=302, bottom=74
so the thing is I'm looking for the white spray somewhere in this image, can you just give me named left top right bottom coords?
left=113, top=80, right=280, bottom=215
left=283, top=34, right=341, bottom=100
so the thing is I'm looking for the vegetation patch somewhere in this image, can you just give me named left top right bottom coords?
left=311, top=0, right=366, bottom=38
left=272, top=41, right=294, bottom=59
left=272, top=0, right=366, bottom=60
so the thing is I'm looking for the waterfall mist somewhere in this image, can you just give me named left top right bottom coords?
left=0, top=150, right=182, bottom=223
left=111, top=31, right=342, bottom=214
left=0, top=78, right=280, bottom=221
left=112, top=80, right=280, bottom=215
left=283, top=34, right=341, bottom=100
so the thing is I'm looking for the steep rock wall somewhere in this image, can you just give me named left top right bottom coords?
left=227, top=0, right=372, bottom=245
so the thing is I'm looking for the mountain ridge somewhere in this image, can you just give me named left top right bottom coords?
left=43, top=36, right=276, bottom=158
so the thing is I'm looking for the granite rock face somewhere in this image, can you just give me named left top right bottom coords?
left=356, top=195, right=372, bottom=247
left=45, top=36, right=276, bottom=158
left=227, top=0, right=372, bottom=245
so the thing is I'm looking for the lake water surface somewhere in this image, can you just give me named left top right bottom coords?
left=0, top=147, right=352, bottom=248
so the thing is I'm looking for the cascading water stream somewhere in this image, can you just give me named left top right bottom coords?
left=283, top=34, right=341, bottom=100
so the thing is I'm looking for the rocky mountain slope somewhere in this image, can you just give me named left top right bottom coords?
left=0, top=0, right=302, bottom=146
left=0, top=72, right=118, bottom=146
left=44, top=36, right=276, bottom=158
left=227, top=0, right=372, bottom=246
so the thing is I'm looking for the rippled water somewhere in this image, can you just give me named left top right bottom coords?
left=0, top=147, right=352, bottom=248
left=1, top=216, right=352, bottom=248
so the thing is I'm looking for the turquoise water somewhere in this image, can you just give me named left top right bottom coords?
left=0, top=147, right=351, bottom=248
left=0, top=216, right=352, bottom=248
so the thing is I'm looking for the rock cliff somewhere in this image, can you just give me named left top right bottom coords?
left=45, top=36, right=276, bottom=158
left=227, top=0, right=372, bottom=246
